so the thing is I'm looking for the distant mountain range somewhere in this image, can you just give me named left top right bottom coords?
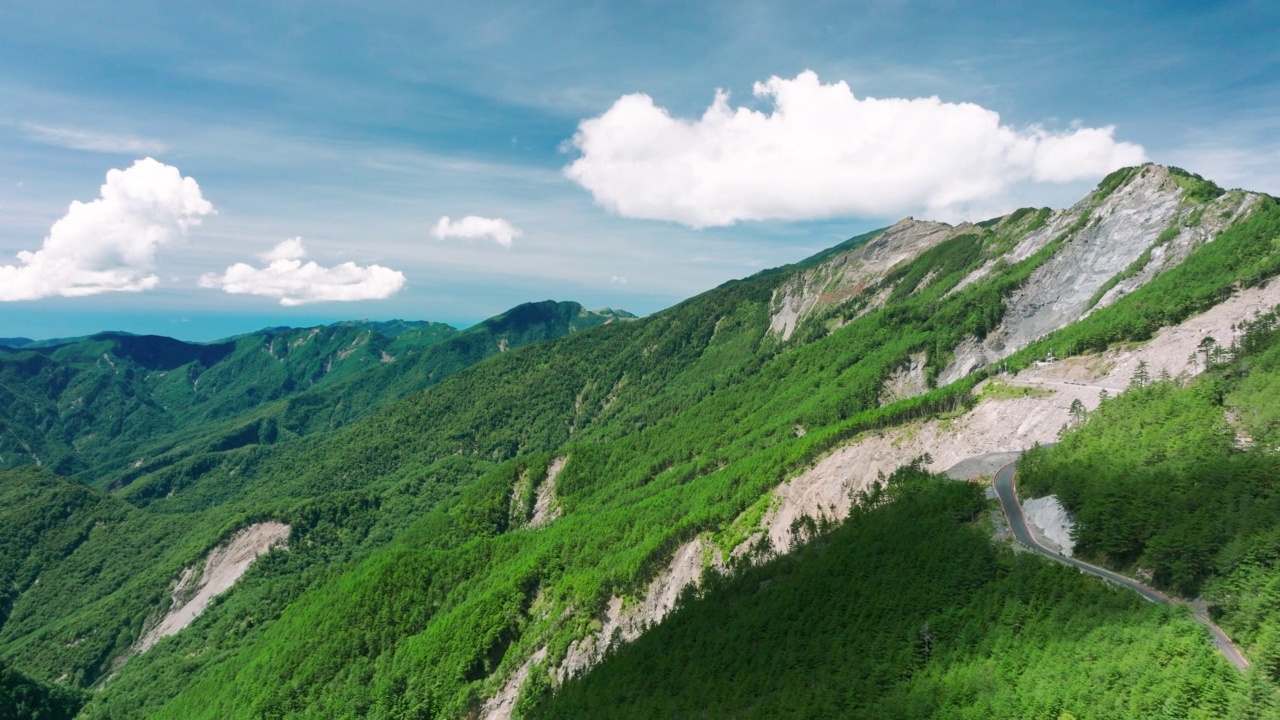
left=0, top=301, right=633, bottom=481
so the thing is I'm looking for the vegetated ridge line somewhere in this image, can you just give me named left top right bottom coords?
left=993, top=460, right=1250, bottom=672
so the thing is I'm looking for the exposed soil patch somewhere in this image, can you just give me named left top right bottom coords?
left=529, top=457, right=566, bottom=528
left=480, top=646, right=547, bottom=720
left=136, top=521, right=290, bottom=653
left=879, top=352, right=927, bottom=406
left=756, top=280, right=1280, bottom=555
left=557, top=538, right=723, bottom=683
left=769, top=218, right=957, bottom=339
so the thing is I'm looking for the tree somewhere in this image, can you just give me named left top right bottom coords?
left=1198, top=336, right=1220, bottom=368
left=1131, top=360, right=1151, bottom=389
left=1069, top=398, right=1086, bottom=425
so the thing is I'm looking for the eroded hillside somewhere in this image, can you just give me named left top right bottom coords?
left=3, top=164, right=1279, bottom=719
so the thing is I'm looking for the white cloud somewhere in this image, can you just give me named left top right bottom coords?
left=23, top=123, right=168, bottom=154
left=0, top=158, right=214, bottom=301
left=431, top=215, right=521, bottom=247
left=564, top=70, right=1148, bottom=227
left=199, top=237, right=406, bottom=306
left=610, top=275, right=627, bottom=284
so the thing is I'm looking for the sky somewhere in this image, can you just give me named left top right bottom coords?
left=1, top=0, right=1277, bottom=341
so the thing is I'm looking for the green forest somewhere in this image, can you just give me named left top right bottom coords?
left=533, top=464, right=1269, bottom=719
left=3, top=165, right=1280, bottom=718
left=1020, top=302, right=1280, bottom=682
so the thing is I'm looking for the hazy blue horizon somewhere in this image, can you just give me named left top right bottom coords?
left=3, top=1, right=1277, bottom=339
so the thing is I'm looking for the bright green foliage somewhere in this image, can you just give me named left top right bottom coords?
left=1094, top=166, right=1142, bottom=202
left=1021, top=310, right=1280, bottom=688
left=41, top=201, right=1068, bottom=716
left=3, top=167, right=1280, bottom=718
left=532, top=468, right=1260, bottom=719
left=1019, top=381, right=1249, bottom=593
left=1228, top=306, right=1280, bottom=449
left=1169, top=166, right=1228, bottom=203
left=0, top=466, right=241, bottom=688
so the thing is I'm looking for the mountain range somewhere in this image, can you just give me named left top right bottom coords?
left=4, top=164, right=1280, bottom=718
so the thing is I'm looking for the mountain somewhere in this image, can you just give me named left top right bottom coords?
left=538, top=268, right=1280, bottom=719
left=0, top=301, right=627, bottom=481
left=4, top=164, right=1280, bottom=718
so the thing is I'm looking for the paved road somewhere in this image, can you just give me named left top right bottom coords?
left=993, top=460, right=1251, bottom=672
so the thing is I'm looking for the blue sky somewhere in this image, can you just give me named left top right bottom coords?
left=1, top=0, right=1277, bottom=340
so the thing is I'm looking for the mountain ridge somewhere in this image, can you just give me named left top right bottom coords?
left=5, top=163, right=1280, bottom=718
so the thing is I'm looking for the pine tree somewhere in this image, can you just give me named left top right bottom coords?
left=1131, top=360, right=1151, bottom=388
left=1069, top=398, right=1086, bottom=425
left=1199, top=336, right=1220, bottom=368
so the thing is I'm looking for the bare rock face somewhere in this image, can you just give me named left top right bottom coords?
left=1022, top=496, right=1076, bottom=556
left=480, top=646, right=547, bottom=720
left=556, top=538, right=723, bottom=683
left=756, top=278, right=1280, bottom=556
left=879, top=352, right=928, bottom=406
left=529, top=456, right=566, bottom=528
left=136, top=522, right=290, bottom=653
left=939, top=165, right=1264, bottom=384
left=510, top=456, right=567, bottom=530
left=768, top=218, right=959, bottom=339
left=477, top=165, right=1272, bottom=713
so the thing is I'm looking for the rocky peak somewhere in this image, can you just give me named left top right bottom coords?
left=768, top=217, right=960, bottom=339
left=938, top=164, right=1261, bottom=384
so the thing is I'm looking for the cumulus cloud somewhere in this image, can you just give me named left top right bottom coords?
left=23, top=123, right=168, bottom=154
left=199, top=237, right=406, bottom=306
left=0, top=158, right=214, bottom=301
left=431, top=215, right=521, bottom=247
left=564, top=70, right=1148, bottom=227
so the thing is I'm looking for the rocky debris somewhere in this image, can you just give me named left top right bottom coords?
left=483, top=277, right=1280, bottom=712
left=755, top=279, right=1280, bottom=556
left=479, top=646, right=547, bottom=720
left=768, top=218, right=957, bottom=339
left=1020, top=279, right=1280, bottom=388
left=135, top=522, right=290, bottom=653
left=556, top=538, right=723, bottom=683
left=529, top=457, right=567, bottom=528
left=1093, top=191, right=1258, bottom=311
left=879, top=352, right=928, bottom=406
left=939, top=166, right=1265, bottom=385
left=1022, top=496, right=1076, bottom=556
left=756, top=384, right=1094, bottom=555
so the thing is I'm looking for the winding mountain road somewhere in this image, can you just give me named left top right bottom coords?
left=993, top=461, right=1251, bottom=672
